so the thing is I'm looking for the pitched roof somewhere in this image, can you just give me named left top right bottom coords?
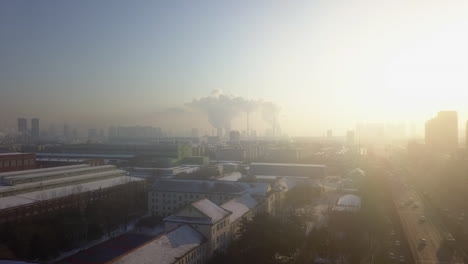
left=112, top=225, right=205, bottom=264
left=192, top=198, right=230, bottom=222
left=221, top=194, right=258, bottom=223
left=164, top=198, right=231, bottom=225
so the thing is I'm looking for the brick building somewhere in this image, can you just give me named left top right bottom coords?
left=0, top=152, right=36, bottom=173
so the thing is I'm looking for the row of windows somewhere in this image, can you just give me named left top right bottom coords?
left=152, top=192, right=233, bottom=202
left=177, top=245, right=204, bottom=264
left=216, top=218, right=228, bottom=231
left=0, top=158, right=34, bottom=168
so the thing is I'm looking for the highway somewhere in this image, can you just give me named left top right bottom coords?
left=390, top=174, right=465, bottom=264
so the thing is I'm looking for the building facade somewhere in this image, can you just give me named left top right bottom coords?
left=0, top=152, right=36, bottom=173
left=149, top=179, right=273, bottom=217
left=425, top=111, right=458, bottom=153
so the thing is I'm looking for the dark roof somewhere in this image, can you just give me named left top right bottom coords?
left=152, top=179, right=270, bottom=196
left=57, top=233, right=154, bottom=264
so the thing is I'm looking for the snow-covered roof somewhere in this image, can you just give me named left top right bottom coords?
left=334, top=194, right=361, bottom=212
left=336, top=194, right=361, bottom=207
left=37, top=153, right=135, bottom=159
left=163, top=215, right=213, bottom=225
left=1, top=165, right=116, bottom=185
left=0, top=176, right=143, bottom=210
left=217, top=172, right=242, bottom=181
left=221, top=194, right=257, bottom=223
left=112, top=225, right=205, bottom=264
left=152, top=179, right=271, bottom=197
left=0, top=152, right=26, bottom=156
left=0, top=164, right=88, bottom=179
left=192, top=198, right=231, bottom=223
left=345, top=168, right=366, bottom=179
left=0, top=169, right=126, bottom=197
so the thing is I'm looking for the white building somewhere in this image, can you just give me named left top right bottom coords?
left=220, top=194, right=258, bottom=240
left=164, top=199, right=232, bottom=255
left=149, top=179, right=274, bottom=217
left=112, top=225, right=207, bottom=264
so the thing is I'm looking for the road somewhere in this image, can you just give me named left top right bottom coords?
left=390, top=174, right=465, bottom=264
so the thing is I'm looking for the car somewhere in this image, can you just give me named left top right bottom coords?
left=420, top=238, right=427, bottom=245
left=400, top=202, right=406, bottom=207
left=395, top=240, right=400, bottom=246
left=420, top=216, right=426, bottom=222
left=399, top=256, right=406, bottom=263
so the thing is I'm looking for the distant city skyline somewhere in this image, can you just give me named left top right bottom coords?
left=1, top=0, right=467, bottom=136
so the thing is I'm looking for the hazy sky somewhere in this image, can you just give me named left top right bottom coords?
left=1, top=0, right=467, bottom=136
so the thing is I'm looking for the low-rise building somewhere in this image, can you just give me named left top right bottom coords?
left=149, top=179, right=273, bottom=217
left=112, top=225, right=207, bottom=264
left=220, top=194, right=258, bottom=240
left=0, top=152, right=36, bottom=173
left=250, top=162, right=327, bottom=179
left=0, top=164, right=145, bottom=224
left=164, top=199, right=231, bottom=255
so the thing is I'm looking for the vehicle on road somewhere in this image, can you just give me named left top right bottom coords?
left=419, top=215, right=426, bottom=222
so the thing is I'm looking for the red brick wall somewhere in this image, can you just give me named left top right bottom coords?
left=0, top=153, right=36, bottom=173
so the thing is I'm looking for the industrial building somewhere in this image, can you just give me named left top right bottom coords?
left=250, top=162, right=327, bottom=178
left=0, top=164, right=145, bottom=224
left=45, top=142, right=193, bottom=167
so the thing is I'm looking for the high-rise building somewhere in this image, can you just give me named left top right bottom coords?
left=346, top=130, right=355, bottom=146
left=229, top=130, right=241, bottom=144
left=190, top=128, right=199, bottom=138
left=425, top=111, right=458, bottom=153
left=63, top=124, right=70, bottom=140
left=31, top=118, right=39, bottom=140
left=88, top=128, right=98, bottom=140
left=17, top=118, right=27, bottom=134
left=466, top=120, right=468, bottom=149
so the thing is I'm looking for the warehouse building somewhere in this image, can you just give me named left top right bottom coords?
left=0, top=164, right=145, bottom=224
left=250, top=162, right=327, bottom=178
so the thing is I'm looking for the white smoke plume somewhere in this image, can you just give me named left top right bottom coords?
left=186, top=90, right=280, bottom=130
